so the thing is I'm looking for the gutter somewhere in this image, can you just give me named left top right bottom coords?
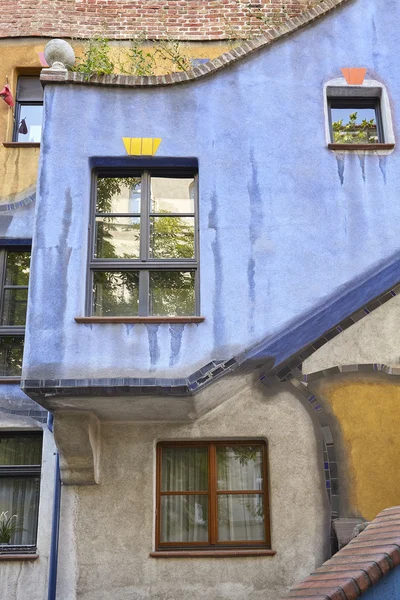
left=47, top=412, right=61, bottom=600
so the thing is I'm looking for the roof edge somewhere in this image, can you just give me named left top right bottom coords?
left=281, top=506, right=400, bottom=599
left=40, top=0, right=352, bottom=89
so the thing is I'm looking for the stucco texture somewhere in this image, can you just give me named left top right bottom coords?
left=303, top=294, right=400, bottom=374
left=310, top=376, right=400, bottom=521
left=28, top=0, right=400, bottom=381
left=57, top=382, right=329, bottom=600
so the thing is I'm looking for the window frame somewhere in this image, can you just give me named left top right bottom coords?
left=0, top=430, right=42, bottom=550
left=0, top=244, right=31, bottom=379
left=87, top=167, right=200, bottom=317
left=12, top=76, right=44, bottom=144
left=155, top=440, right=271, bottom=551
left=328, top=96, right=384, bottom=144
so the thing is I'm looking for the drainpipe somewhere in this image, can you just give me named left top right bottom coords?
left=47, top=412, right=61, bottom=600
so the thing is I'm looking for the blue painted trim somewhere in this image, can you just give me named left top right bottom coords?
left=246, top=250, right=400, bottom=367
left=0, top=239, right=32, bottom=247
left=90, top=156, right=198, bottom=169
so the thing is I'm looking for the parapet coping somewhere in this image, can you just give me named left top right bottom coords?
left=281, top=506, right=400, bottom=599
left=40, top=0, right=351, bottom=89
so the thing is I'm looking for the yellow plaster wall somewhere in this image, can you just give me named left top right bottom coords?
left=0, top=40, right=45, bottom=202
left=316, top=378, right=400, bottom=520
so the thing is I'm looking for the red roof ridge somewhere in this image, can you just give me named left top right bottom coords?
left=281, top=506, right=400, bottom=599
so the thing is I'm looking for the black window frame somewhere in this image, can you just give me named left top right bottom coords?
left=0, top=244, right=31, bottom=379
left=328, top=97, right=384, bottom=144
left=0, top=430, right=42, bottom=551
left=87, top=167, right=200, bottom=317
left=12, top=75, right=44, bottom=143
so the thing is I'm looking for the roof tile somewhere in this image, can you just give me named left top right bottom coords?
left=281, top=507, right=400, bottom=599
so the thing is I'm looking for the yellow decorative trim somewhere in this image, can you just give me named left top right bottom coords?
left=122, top=137, right=162, bottom=156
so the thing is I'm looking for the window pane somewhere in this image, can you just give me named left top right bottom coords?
left=2, top=289, right=28, bottom=326
left=149, top=216, right=195, bottom=259
left=0, top=436, right=42, bottom=466
left=96, top=177, right=141, bottom=213
left=94, top=217, right=140, bottom=259
left=161, top=447, right=208, bottom=492
left=217, top=446, right=263, bottom=491
left=331, top=107, right=379, bottom=144
left=218, top=495, right=264, bottom=542
left=16, top=105, right=43, bottom=143
left=0, top=477, right=40, bottom=545
left=151, top=177, right=195, bottom=213
left=160, top=495, right=208, bottom=543
left=17, top=77, right=43, bottom=102
left=149, top=271, right=195, bottom=316
left=5, top=252, right=30, bottom=286
left=0, top=337, right=24, bottom=376
left=93, top=271, right=139, bottom=316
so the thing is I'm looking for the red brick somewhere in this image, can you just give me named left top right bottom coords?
left=0, top=0, right=330, bottom=40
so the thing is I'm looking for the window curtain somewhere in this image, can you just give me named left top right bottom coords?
left=161, top=447, right=208, bottom=543
left=0, top=477, right=40, bottom=545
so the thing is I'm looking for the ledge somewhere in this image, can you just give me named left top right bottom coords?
left=3, top=142, right=40, bottom=148
left=0, top=377, right=21, bottom=384
left=40, top=0, right=350, bottom=89
left=328, top=143, right=395, bottom=151
left=0, top=554, right=39, bottom=561
left=150, top=549, right=276, bottom=558
left=75, top=316, right=205, bottom=324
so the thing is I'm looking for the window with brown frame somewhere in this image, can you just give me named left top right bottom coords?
left=156, top=441, right=270, bottom=550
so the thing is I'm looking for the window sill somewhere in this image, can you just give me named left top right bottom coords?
left=0, top=553, right=38, bottom=561
left=150, top=549, right=276, bottom=558
left=75, top=316, right=205, bottom=324
left=328, top=143, right=395, bottom=151
left=0, top=377, right=21, bottom=384
left=3, top=142, right=40, bottom=148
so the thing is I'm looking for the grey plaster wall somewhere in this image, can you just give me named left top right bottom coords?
left=1, top=416, right=56, bottom=600
left=303, top=295, right=400, bottom=374
left=58, top=380, right=329, bottom=600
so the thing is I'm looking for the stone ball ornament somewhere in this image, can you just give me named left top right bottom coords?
left=44, top=39, right=75, bottom=69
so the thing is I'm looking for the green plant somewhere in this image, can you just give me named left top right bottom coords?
left=73, top=36, right=115, bottom=79
left=332, top=112, right=378, bottom=144
left=117, top=36, right=157, bottom=76
left=0, top=512, right=25, bottom=544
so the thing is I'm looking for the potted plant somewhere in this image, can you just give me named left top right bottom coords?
left=0, top=512, right=24, bottom=545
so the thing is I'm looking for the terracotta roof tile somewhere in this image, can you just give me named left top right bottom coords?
left=281, top=506, right=400, bottom=599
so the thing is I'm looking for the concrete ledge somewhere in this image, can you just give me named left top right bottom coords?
left=150, top=549, right=276, bottom=558
left=53, top=411, right=100, bottom=485
left=0, top=554, right=39, bottom=561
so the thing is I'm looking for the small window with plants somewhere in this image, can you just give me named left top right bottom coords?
left=329, top=98, right=383, bottom=145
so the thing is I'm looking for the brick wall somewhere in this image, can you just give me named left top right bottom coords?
left=1, top=0, right=324, bottom=41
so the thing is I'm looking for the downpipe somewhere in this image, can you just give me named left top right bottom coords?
left=47, top=413, right=61, bottom=600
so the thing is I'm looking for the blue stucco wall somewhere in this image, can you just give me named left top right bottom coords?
left=25, top=0, right=400, bottom=379
left=362, top=567, right=400, bottom=600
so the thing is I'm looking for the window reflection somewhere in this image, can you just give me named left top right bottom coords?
left=16, top=105, right=43, bottom=143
